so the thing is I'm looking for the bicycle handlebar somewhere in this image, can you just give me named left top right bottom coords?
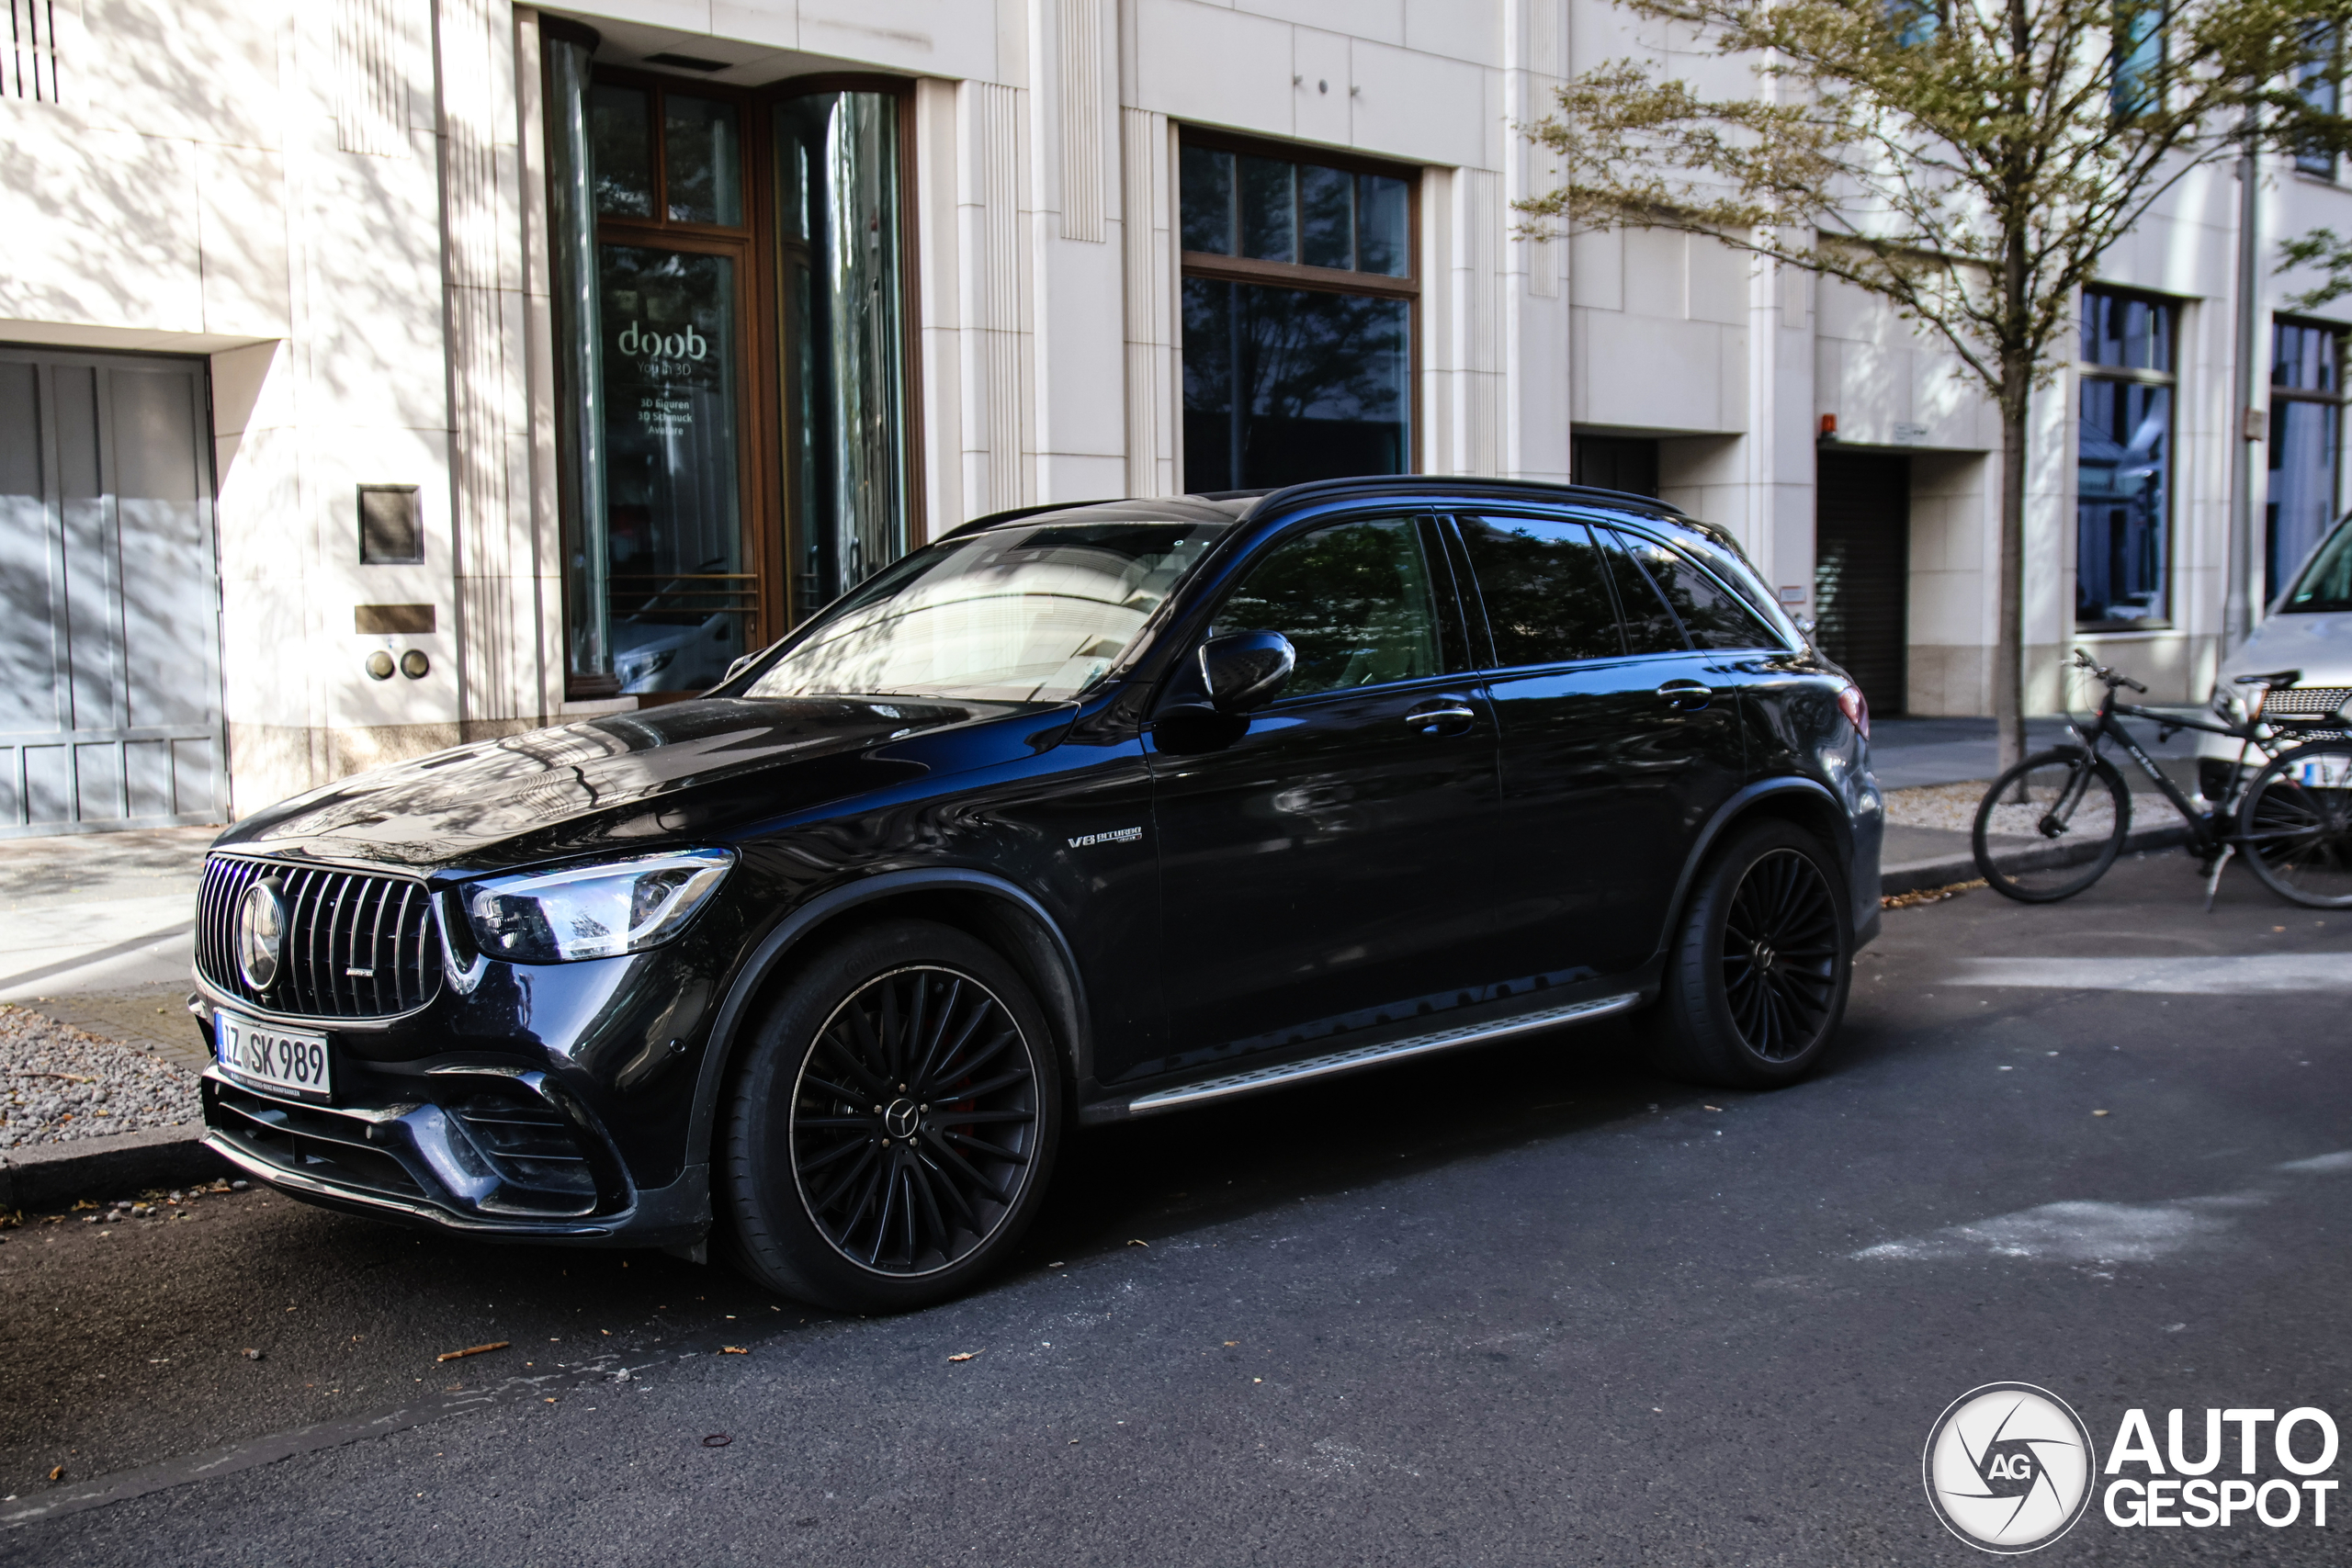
left=2069, top=649, right=2147, bottom=694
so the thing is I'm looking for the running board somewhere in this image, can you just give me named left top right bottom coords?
left=1123, top=992, right=1643, bottom=1116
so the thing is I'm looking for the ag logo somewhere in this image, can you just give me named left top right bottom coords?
left=1923, top=1382, right=2097, bottom=1553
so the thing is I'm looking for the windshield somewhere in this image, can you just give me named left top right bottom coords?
left=745, top=520, right=1226, bottom=702
left=2281, top=515, right=2352, bottom=615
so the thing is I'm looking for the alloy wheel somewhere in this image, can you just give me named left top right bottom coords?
left=789, top=964, right=1041, bottom=1276
left=1719, top=848, right=1842, bottom=1062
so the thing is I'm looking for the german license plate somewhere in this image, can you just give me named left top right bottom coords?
left=2292, top=753, right=2352, bottom=789
left=214, top=1010, right=332, bottom=1100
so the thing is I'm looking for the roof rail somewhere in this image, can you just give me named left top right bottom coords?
left=1236, top=475, right=1688, bottom=522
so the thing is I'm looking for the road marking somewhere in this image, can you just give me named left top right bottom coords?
left=1942, top=954, right=2352, bottom=994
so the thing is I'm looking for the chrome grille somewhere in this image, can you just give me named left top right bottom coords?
left=2259, top=686, right=2352, bottom=720
left=197, top=856, right=442, bottom=1019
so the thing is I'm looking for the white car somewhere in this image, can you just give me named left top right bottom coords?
left=2198, top=513, right=2352, bottom=803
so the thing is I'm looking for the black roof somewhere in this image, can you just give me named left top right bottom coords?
left=943, top=476, right=1688, bottom=542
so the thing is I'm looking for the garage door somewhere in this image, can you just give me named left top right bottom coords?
left=0, top=349, right=225, bottom=836
left=1814, top=451, right=1910, bottom=718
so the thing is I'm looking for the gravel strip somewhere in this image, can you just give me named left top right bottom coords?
left=1884, top=782, right=1995, bottom=834
left=0, top=1004, right=198, bottom=1150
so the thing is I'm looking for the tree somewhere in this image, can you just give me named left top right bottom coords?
left=1520, top=0, right=2348, bottom=772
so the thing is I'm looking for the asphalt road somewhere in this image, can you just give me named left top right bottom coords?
left=5, top=850, right=2350, bottom=1564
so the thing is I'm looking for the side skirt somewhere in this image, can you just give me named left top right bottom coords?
left=1121, top=991, right=1643, bottom=1116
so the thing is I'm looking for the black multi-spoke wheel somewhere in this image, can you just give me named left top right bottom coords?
left=1718, top=847, right=1844, bottom=1062
left=1643, top=818, right=1852, bottom=1088
left=724, top=921, right=1061, bottom=1311
left=2236, top=741, right=2352, bottom=909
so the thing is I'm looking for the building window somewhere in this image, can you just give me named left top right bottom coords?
left=2110, top=1, right=2165, bottom=120
left=541, top=26, right=913, bottom=698
left=2076, top=288, right=2177, bottom=627
left=2269, top=320, right=2345, bottom=603
left=1179, top=136, right=1415, bottom=491
left=2298, top=25, right=2342, bottom=180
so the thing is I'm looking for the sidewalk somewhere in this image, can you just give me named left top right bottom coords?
left=1869, top=713, right=2204, bottom=892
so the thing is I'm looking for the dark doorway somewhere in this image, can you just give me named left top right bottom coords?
left=1569, top=434, right=1659, bottom=498
left=1814, top=451, right=1909, bottom=716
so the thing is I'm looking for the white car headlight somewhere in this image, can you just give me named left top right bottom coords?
left=463, top=850, right=734, bottom=964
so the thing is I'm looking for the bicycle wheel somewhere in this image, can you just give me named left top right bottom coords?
left=1972, top=748, right=2132, bottom=903
left=2235, top=741, right=2352, bottom=908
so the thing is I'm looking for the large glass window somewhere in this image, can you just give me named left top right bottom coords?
left=2269, top=320, right=2345, bottom=604
left=2298, top=25, right=2342, bottom=180
left=1180, top=140, right=1415, bottom=491
left=2076, top=288, right=2177, bottom=627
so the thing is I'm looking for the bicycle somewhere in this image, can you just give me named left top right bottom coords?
left=1970, top=649, right=2352, bottom=908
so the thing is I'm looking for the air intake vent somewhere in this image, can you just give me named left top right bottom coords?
left=198, top=856, right=443, bottom=1019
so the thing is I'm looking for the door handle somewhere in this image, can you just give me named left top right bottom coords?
left=1404, top=702, right=1477, bottom=731
left=1657, top=680, right=1713, bottom=712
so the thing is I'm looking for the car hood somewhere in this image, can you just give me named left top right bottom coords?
left=2218, top=612, right=2352, bottom=688
left=216, top=694, right=1071, bottom=871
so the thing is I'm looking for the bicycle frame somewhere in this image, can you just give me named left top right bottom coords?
left=2065, top=684, right=2275, bottom=854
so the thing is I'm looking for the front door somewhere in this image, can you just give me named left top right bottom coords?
left=0, top=350, right=225, bottom=836
left=1131, top=513, right=1501, bottom=1083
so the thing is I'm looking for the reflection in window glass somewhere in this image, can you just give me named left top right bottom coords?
left=2269, top=321, right=2344, bottom=598
left=1300, top=164, right=1353, bottom=271
left=598, top=245, right=746, bottom=693
left=2079, top=288, right=2172, bottom=371
left=749, top=523, right=1222, bottom=703
left=2076, top=378, right=2172, bottom=624
left=1615, top=533, right=1777, bottom=649
left=2111, top=1, right=2164, bottom=118
left=1358, top=175, right=1409, bottom=276
left=1181, top=279, right=1409, bottom=489
left=1239, top=155, right=1295, bottom=263
left=1598, top=532, right=1688, bottom=654
left=590, top=85, right=652, bottom=217
left=1211, top=519, right=1440, bottom=696
left=1455, top=517, right=1623, bottom=666
left=663, top=96, right=741, bottom=225
left=1180, top=145, right=1234, bottom=254
left=2283, top=518, right=2352, bottom=613
left=2298, top=24, right=2342, bottom=178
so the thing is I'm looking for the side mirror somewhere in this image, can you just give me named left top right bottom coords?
left=1199, top=631, right=1295, bottom=715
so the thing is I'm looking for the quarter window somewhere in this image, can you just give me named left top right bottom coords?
left=1454, top=517, right=1623, bottom=666
left=1179, top=139, right=1416, bottom=491
left=1609, top=532, right=1780, bottom=651
left=1211, top=518, right=1442, bottom=697
left=2076, top=287, right=2177, bottom=627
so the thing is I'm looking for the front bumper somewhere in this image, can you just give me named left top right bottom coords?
left=200, top=1064, right=705, bottom=1247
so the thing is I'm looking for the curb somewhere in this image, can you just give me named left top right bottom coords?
left=0, top=1122, right=227, bottom=1213
left=1880, top=822, right=2195, bottom=898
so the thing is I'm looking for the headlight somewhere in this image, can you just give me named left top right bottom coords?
left=463, top=850, right=734, bottom=964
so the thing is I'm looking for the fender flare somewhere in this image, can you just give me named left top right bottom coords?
left=1649, top=774, right=1855, bottom=964
left=682, top=868, right=1092, bottom=1185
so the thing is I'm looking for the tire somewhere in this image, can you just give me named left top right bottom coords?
left=1644, top=818, right=1852, bottom=1089
left=721, top=919, right=1063, bottom=1312
left=2236, top=741, right=2352, bottom=909
left=1972, top=748, right=2132, bottom=903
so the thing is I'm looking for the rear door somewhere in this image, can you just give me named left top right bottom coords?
left=1453, top=512, right=1752, bottom=978
left=1133, top=512, right=1503, bottom=1081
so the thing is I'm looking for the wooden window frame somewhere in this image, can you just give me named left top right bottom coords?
left=1175, top=128, right=1422, bottom=480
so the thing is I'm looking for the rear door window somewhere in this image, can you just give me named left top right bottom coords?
left=1453, top=515, right=1624, bottom=667
left=1597, top=529, right=1689, bottom=654
left=1603, top=529, right=1780, bottom=651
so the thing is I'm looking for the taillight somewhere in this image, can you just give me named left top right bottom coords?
left=1837, top=682, right=1869, bottom=739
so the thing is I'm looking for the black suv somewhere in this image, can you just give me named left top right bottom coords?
left=196, top=479, right=1883, bottom=1308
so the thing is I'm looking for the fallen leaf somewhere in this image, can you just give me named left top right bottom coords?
left=435, top=1341, right=511, bottom=1362
left=1703, top=1105, right=1722, bottom=1111
left=947, top=1351, right=978, bottom=1363
left=1224, top=1341, right=1238, bottom=1347
left=1127, top=1238, right=1149, bottom=1247
left=2092, top=1109, right=2110, bottom=1117
left=47, top=1465, right=62, bottom=1482
left=720, top=1346, right=748, bottom=1355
